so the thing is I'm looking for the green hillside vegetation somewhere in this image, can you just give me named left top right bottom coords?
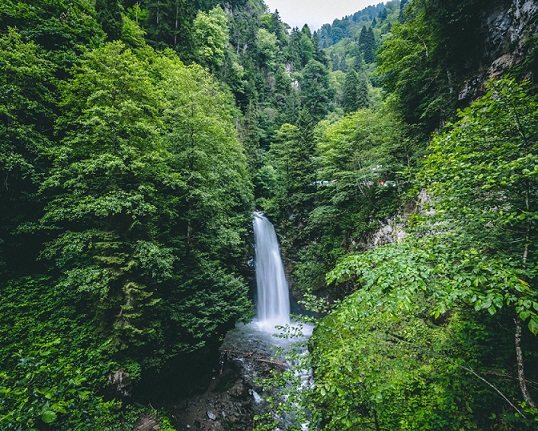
left=312, top=78, right=538, bottom=429
left=0, top=0, right=537, bottom=429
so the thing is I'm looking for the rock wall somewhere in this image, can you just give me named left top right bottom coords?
left=459, top=0, right=538, bottom=101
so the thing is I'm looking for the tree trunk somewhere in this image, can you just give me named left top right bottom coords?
left=174, top=1, right=179, bottom=48
left=372, top=408, right=380, bottom=431
left=514, top=318, right=538, bottom=412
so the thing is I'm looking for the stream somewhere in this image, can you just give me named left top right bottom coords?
left=167, top=213, right=313, bottom=431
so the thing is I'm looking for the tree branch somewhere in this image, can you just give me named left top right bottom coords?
left=458, top=361, right=526, bottom=418
left=255, top=358, right=286, bottom=368
left=385, top=330, right=527, bottom=417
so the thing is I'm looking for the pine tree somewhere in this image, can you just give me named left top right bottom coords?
left=399, top=0, right=409, bottom=23
left=358, top=26, right=375, bottom=64
left=300, top=60, right=333, bottom=121
left=271, top=10, right=287, bottom=45
left=356, top=72, right=369, bottom=109
left=342, top=70, right=360, bottom=113
left=379, top=8, right=388, bottom=21
left=367, top=27, right=376, bottom=62
left=353, top=55, right=364, bottom=72
left=96, top=0, right=123, bottom=41
left=342, top=70, right=369, bottom=113
left=312, top=31, right=328, bottom=65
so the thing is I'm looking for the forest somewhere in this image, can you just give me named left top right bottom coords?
left=0, top=0, right=537, bottom=429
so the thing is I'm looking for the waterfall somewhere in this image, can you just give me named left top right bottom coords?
left=253, top=212, right=291, bottom=331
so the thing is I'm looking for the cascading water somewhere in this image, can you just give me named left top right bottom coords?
left=216, top=213, right=313, bottom=429
left=253, top=212, right=291, bottom=332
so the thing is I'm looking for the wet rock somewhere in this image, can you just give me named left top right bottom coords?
left=229, top=380, right=249, bottom=399
left=165, top=323, right=303, bottom=431
left=108, top=370, right=132, bottom=398
left=134, top=415, right=161, bottom=431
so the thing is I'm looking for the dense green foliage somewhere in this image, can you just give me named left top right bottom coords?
left=0, top=277, right=121, bottom=429
left=0, top=0, right=105, bottom=69
left=310, top=78, right=538, bottom=429
left=246, top=1, right=538, bottom=430
left=0, top=29, right=56, bottom=276
left=342, top=70, right=369, bottom=113
left=313, top=243, right=534, bottom=430
left=38, top=41, right=253, bottom=367
left=1, top=0, right=537, bottom=429
left=417, top=78, right=538, bottom=331
left=318, top=2, right=388, bottom=49
left=1, top=1, right=254, bottom=428
left=258, top=77, right=538, bottom=431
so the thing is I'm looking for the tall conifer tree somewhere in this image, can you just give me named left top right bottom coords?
left=96, top=0, right=123, bottom=41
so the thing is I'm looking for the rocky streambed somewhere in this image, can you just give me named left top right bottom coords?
left=165, top=323, right=308, bottom=431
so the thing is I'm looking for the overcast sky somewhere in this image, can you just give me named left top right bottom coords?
left=264, top=0, right=382, bottom=30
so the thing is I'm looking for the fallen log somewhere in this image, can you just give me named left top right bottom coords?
left=254, top=358, right=286, bottom=367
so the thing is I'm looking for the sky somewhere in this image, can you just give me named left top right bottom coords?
left=264, top=0, right=381, bottom=30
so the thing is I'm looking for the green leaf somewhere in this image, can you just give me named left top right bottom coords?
left=528, top=317, right=538, bottom=335
left=41, top=410, right=57, bottom=424
left=51, top=403, right=67, bottom=414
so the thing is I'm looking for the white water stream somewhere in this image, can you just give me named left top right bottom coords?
left=219, top=213, right=313, bottom=430
left=253, top=212, right=291, bottom=332
left=251, top=212, right=313, bottom=429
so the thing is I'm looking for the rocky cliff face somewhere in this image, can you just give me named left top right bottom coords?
left=487, top=1, right=537, bottom=67
left=459, top=0, right=538, bottom=100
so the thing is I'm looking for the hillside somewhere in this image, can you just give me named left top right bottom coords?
left=0, top=0, right=537, bottom=429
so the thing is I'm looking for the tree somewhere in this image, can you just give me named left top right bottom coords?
left=419, top=77, right=538, bottom=329
left=299, top=30, right=316, bottom=67
left=377, top=4, right=449, bottom=135
left=270, top=123, right=301, bottom=201
left=314, top=108, right=402, bottom=240
left=426, top=0, right=486, bottom=75
left=312, top=241, right=530, bottom=430
left=399, top=0, right=409, bottom=22
left=300, top=60, right=334, bottom=122
left=41, top=41, right=169, bottom=358
left=41, top=41, right=253, bottom=368
left=96, top=0, right=124, bottom=41
left=268, top=110, right=318, bottom=223
left=157, top=58, right=254, bottom=361
left=287, top=26, right=315, bottom=70
left=341, top=71, right=359, bottom=113
left=278, top=108, right=406, bottom=305
left=0, top=0, right=105, bottom=69
left=313, top=78, right=538, bottom=429
left=358, top=25, right=375, bottom=63
left=0, top=29, right=57, bottom=278
left=377, top=0, right=499, bottom=137
left=192, top=6, right=230, bottom=71
left=417, top=77, right=538, bottom=411
left=256, top=28, right=278, bottom=67
left=312, top=30, right=329, bottom=65
left=270, top=10, right=288, bottom=45
left=342, top=70, right=369, bottom=113
left=317, top=110, right=398, bottom=182
left=136, top=0, right=226, bottom=55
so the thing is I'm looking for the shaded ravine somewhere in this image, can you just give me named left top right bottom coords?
left=166, top=213, right=312, bottom=431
